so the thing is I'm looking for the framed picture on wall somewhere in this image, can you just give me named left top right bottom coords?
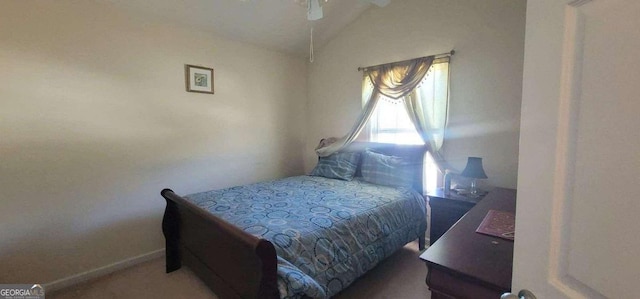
left=185, top=64, right=214, bottom=94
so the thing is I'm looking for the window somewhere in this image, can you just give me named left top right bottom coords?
left=363, top=61, right=449, bottom=192
left=368, top=98, right=424, bottom=145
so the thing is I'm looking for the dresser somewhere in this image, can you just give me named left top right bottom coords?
left=420, top=188, right=516, bottom=299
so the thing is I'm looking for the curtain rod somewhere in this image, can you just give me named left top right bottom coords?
left=357, top=50, right=455, bottom=72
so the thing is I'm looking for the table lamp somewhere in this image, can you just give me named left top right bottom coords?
left=460, top=157, right=488, bottom=196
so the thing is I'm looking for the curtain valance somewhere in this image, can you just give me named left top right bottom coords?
left=316, top=54, right=451, bottom=173
left=367, top=56, right=434, bottom=99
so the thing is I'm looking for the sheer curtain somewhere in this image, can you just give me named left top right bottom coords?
left=403, top=61, right=450, bottom=170
left=366, top=62, right=449, bottom=148
left=315, top=55, right=451, bottom=171
left=316, top=56, right=434, bottom=156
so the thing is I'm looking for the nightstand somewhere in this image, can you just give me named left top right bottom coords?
left=427, top=188, right=484, bottom=244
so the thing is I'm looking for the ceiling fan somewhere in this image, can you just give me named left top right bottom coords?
left=298, top=0, right=391, bottom=21
left=295, top=0, right=391, bottom=62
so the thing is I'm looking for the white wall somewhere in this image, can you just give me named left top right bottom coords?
left=305, top=0, right=526, bottom=188
left=0, top=1, right=307, bottom=283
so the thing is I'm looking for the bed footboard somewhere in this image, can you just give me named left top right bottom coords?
left=161, top=189, right=279, bottom=299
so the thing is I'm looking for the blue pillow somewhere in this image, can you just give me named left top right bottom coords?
left=310, top=152, right=361, bottom=181
left=361, top=149, right=413, bottom=187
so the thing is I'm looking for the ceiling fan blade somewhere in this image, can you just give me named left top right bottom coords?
left=307, top=0, right=323, bottom=21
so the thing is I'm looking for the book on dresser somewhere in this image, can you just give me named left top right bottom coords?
left=476, top=209, right=516, bottom=240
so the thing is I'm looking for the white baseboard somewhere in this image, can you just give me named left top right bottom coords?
left=44, top=248, right=165, bottom=293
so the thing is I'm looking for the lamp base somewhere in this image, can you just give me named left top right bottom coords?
left=470, top=179, right=479, bottom=195
left=452, top=188, right=487, bottom=197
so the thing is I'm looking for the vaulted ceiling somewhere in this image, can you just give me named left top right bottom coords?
left=110, top=0, right=376, bottom=58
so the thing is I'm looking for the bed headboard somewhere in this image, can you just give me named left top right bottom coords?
left=343, top=142, right=428, bottom=195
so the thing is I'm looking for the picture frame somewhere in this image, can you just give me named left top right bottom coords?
left=185, top=64, right=214, bottom=94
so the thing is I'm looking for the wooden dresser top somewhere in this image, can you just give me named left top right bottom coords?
left=420, top=187, right=516, bottom=290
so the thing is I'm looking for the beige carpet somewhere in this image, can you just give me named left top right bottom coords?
left=49, top=241, right=431, bottom=299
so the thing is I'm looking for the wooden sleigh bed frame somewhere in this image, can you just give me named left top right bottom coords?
left=161, top=142, right=427, bottom=299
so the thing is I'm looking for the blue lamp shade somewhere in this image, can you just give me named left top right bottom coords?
left=460, top=157, right=488, bottom=179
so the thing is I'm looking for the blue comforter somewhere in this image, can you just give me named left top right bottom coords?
left=184, top=176, right=426, bottom=298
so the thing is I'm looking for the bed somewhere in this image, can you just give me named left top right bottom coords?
left=161, top=142, right=427, bottom=298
